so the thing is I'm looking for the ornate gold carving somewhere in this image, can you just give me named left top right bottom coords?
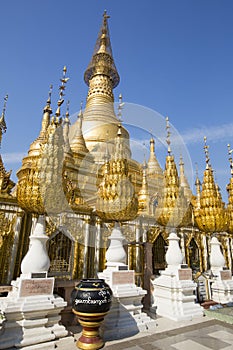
left=122, top=225, right=135, bottom=242
left=96, top=125, right=138, bottom=222
left=84, top=11, right=119, bottom=91
left=155, top=118, right=192, bottom=228
left=138, top=161, right=150, bottom=215
left=0, top=155, right=15, bottom=196
left=48, top=230, right=72, bottom=276
left=0, top=213, right=16, bottom=283
left=194, top=137, right=227, bottom=233
left=0, top=95, right=15, bottom=197
left=147, top=226, right=162, bottom=244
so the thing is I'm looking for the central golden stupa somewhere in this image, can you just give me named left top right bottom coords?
left=1, top=11, right=233, bottom=295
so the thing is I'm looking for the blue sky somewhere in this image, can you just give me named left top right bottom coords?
left=1, top=0, right=233, bottom=201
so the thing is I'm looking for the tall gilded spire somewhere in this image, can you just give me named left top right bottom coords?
left=147, top=136, right=163, bottom=177
left=70, top=102, right=89, bottom=155
left=194, top=137, right=227, bottom=232
left=96, top=125, right=138, bottom=222
left=0, top=95, right=8, bottom=147
left=179, top=155, right=192, bottom=201
left=194, top=163, right=201, bottom=210
left=79, top=11, right=131, bottom=162
left=226, top=144, right=233, bottom=234
left=155, top=117, right=191, bottom=228
left=0, top=95, right=15, bottom=196
left=17, top=67, right=72, bottom=215
left=27, top=85, right=53, bottom=157
left=138, top=159, right=150, bottom=215
left=55, top=66, right=69, bottom=120
left=166, top=116, right=171, bottom=155
left=63, top=100, right=72, bottom=155
left=84, top=10, right=119, bottom=91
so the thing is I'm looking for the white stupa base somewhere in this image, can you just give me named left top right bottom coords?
left=0, top=276, right=68, bottom=349
left=211, top=270, right=233, bottom=304
left=152, top=267, right=203, bottom=321
left=99, top=266, right=157, bottom=340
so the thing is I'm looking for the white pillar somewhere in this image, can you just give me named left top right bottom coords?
left=165, top=232, right=183, bottom=271
left=94, top=218, right=102, bottom=276
left=210, top=236, right=225, bottom=277
left=82, top=216, right=90, bottom=278
left=105, top=222, right=126, bottom=268
left=202, top=234, right=208, bottom=271
left=21, top=215, right=50, bottom=275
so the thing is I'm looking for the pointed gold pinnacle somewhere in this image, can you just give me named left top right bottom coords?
left=166, top=116, right=171, bottom=154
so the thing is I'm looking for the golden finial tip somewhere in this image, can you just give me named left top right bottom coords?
left=103, top=9, right=109, bottom=17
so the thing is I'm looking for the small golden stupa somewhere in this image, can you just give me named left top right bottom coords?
left=155, top=117, right=191, bottom=228
left=96, top=123, right=138, bottom=222
left=194, top=137, right=227, bottom=233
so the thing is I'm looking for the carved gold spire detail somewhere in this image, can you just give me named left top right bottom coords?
left=179, top=155, right=192, bottom=201
left=226, top=143, right=233, bottom=234
left=0, top=96, right=15, bottom=197
left=17, top=84, right=54, bottom=213
left=17, top=67, right=71, bottom=214
left=84, top=10, right=119, bottom=99
left=138, top=159, right=150, bottom=215
left=80, top=11, right=131, bottom=160
left=194, top=163, right=201, bottom=210
left=70, top=102, right=89, bottom=156
left=96, top=124, right=138, bottom=222
left=155, top=117, right=191, bottom=227
left=147, top=136, right=163, bottom=178
left=0, top=95, right=7, bottom=147
left=194, top=137, right=227, bottom=232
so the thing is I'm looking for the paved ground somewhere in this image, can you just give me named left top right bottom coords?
left=56, top=312, right=233, bottom=350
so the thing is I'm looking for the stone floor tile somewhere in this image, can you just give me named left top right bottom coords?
left=172, top=339, right=212, bottom=350
left=208, top=330, right=233, bottom=345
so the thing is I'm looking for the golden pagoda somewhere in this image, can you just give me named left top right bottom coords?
left=194, top=137, right=227, bottom=233
left=76, top=11, right=131, bottom=161
left=2, top=10, right=233, bottom=301
left=96, top=123, right=138, bottom=222
left=155, top=117, right=191, bottom=228
left=16, top=69, right=70, bottom=214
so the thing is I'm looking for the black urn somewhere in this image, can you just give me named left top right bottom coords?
left=71, top=278, right=112, bottom=315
